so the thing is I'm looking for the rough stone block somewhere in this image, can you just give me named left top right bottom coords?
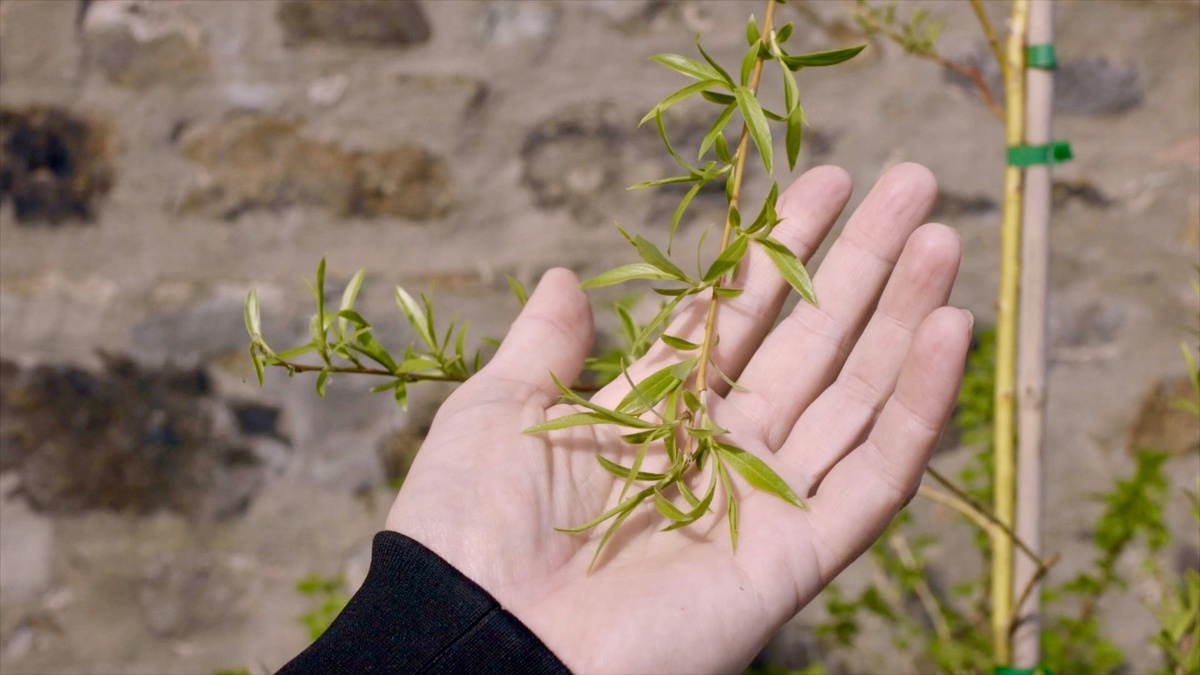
left=0, top=106, right=115, bottom=224
left=278, top=0, right=430, bottom=48
left=179, top=114, right=450, bottom=221
left=82, top=0, right=210, bottom=89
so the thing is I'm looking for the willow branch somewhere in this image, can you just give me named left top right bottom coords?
left=968, top=0, right=1007, bottom=82
left=694, top=0, right=778, bottom=398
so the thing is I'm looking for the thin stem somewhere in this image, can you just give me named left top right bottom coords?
left=920, top=470, right=1050, bottom=568
left=889, top=532, right=953, bottom=644
left=694, top=0, right=778, bottom=398
left=992, top=0, right=1030, bottom=665
left=844, top=1, right=1004, bottom=120
left=266, top=359, right=602, bottom=392
left=1008, top=552, right=1060, bottom=639
left=968, top=0, right=1008, bottom=82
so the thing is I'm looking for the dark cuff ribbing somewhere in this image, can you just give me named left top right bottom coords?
left=277, top=531, right=571, bottom=675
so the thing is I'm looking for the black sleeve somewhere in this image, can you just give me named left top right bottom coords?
left=277, top=531, right=572, bottom=675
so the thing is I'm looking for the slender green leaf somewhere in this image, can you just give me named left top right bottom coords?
left=394, top=381, right=408, bottom=409
left=715, top=442, right=805, bottom=508
left=275, top=342, right=318, bottom=361
left=550, top=373, right=659, bottom=429
left=525, top=412, right=618, bottom=434
left=616, top=357, right=695, bottom=414
left=781, top=45, right=867, bottom=70
left=704, top=233, right=748, bottom=283
left=746, top=15, right=760, bottom=46
left=337, top=269, right=366, bottom=336
left=663, top=469, right=719, bottom=531
left=695, top=36, right=734, bottom=86
left=581, top=263, right=678, bottom=288
left=634, top=295, right=685, bottom=349
left=713, top=286, right=744, bottom=298
left=589, top=491, right=649, bottom=572
left=650, top=53, right=723, bottom=81
left=661, top=334, right=701, bottom=351
left=558, top=487, right=652, bottom=534
left=334, top=309, right=370, bottom=327
left=701, top=90, right=736, bottom=106
left=757, top=236, right=817, bottom=305
left=315, top=369, right=330, bottom=397
left=654, top=486, right=690, bottom=522
left=786, top=100, right=804, bottom=171
left=245, top=290, right=262, bottom=337
left=774, top=22, right=794, bottom=45
left=670, top=182, right=704, bottom=253
left=655, top=109, right=697, bottom=173
left=735, top=87, right=772, bottom=174
left=740, top=42, right=758, bottom=87
left=640, top=79, right=727, bottom=126
left=714, top=132, right=732, bottom=163
left=315, top=258, right=328, bottom=331
left=395, top=286, right=436, bottom=349
left=619, top=438, right=653, bottom=502
left=597, top=454, right=666, bottom=482
left=698, top=102, right=737, bottom=160
left=250, top=346, right=265, bottom=385
left=632, top=234, right=691, bottom=282
left=505, top=275, right=529, bottom=306
left=717, top=459, right=739, bottom=550
left=709, top=358, right=747, bottom=392
left=629, top=174, right=699, bottom=190
left=746, top=182, right=779, bottom=234
left=683, top=389, right=701, bottom=412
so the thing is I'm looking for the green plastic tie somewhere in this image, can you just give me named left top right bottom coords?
left=995, top=667, right=1053, bottom=675
left=1008, top=141, right=1073, bottom=167
left=1026, top=44, right=1057, bottom=69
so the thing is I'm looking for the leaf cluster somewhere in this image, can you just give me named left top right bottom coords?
left=852, top=0, right=944, bottom=57
left=245, top=258, right=485, bottom=409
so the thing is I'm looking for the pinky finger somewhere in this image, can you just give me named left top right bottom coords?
left=801, top=306, right=972, bottom=584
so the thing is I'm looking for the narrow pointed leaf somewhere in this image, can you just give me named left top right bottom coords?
left=654, top=486, right=691, bottom=522
left=395, top=286, right=435, bottom=348
left=634, top=295, right=685, bottom=349
left=558, top=487, right=652, bottom=534
left=774, top=22, right=794, bottom=45
left=655, top=109, right=696, bottom=173
left=715, top=132, right=732, bottom=163
left=616, top=357, right=695, bottom=414
left=781, top=45, right=866, bottom=70
left=619, top=438, right=653, bottom=503
left=663, top=469, right=719, bottom=531
left=746, top=15, right=760, bottom=46
left=717, top=460, right=739, bottom=550
left=632, top=235, right=691, bottom=281
left=703, top=233, right=748, bottom=283
left=640, top=79, right=727, bottom=126
left=581, top=263, right=678, bottom=288
left=757, top=236, right=817, bottom=305
left=337, top=269, right=366, bottom=336
left=740, top=42, right=758, bottom=86
left=549, top=373, right=658, bottom=429
left=525, top=412, right=616, bottom=434
left=597, top=454, right=666, bottom=482
left=786, top=101, right=804, bottom=171
left=244, top=290, right=262, bottom=337
left=274, top=342, right=317, bottom=361
left=701, top=91, right=736, bottom=106
left=629, top=174, right=698, bottom=190
left=735, top=86, right=772, bottom=174
left=715, top=442, right=805, bottom=508
left=588, top=493, right=648, bottom=573
left=505, top=275, right=529, bottom=306
left=670, top=182, right=704, bottom=252
left=250, top=347, right=265, bottom=385
left=695, top=36, right=734, bottom=86
left=650, top=53, right=722, bottom=81
left=698, top=103, right=737, bottom=160
left=661, top=334, right=701, bottom=351
left=746, top=182, right=779, bottom=234
left=315, top=369, right=329, bottom=397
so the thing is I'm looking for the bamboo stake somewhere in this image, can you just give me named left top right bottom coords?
left=991, top=0, right=1030, bottom=665
left=1013, top=0, right=1054, bottom=667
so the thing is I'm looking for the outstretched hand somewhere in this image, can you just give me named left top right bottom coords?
left=386, top=163, right=971, bottom=674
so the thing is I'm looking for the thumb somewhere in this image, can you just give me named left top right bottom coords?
left=480, top=268, right=594, bottom=403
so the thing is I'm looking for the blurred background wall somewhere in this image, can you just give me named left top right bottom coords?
left=0, top=1, right=1196, bottom=672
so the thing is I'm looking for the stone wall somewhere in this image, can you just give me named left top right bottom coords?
left=0, top=1, right=1197, bottom=672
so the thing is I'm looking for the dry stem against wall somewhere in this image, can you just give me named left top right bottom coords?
left=992, top=0, right=1030, bottom=665
left=1013, top=0, right=1055, bottom=667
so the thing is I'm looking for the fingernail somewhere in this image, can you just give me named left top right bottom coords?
left=961, top=309, right=975, bottom=333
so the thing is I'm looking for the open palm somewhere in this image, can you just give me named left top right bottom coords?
left=386, top=163, right=971, bottom=674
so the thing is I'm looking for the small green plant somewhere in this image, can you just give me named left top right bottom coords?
left=247, top=0, right=867, bottom=568
left=295, top=574, right=349, bottom=641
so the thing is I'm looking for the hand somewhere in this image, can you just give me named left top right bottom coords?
left=386, top=163, right=971, bottom=674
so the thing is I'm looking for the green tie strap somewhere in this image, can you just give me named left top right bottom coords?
left=1008, top=141, right=1073, bottom=167
left=1026, top=44, right=1057, bottom=69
